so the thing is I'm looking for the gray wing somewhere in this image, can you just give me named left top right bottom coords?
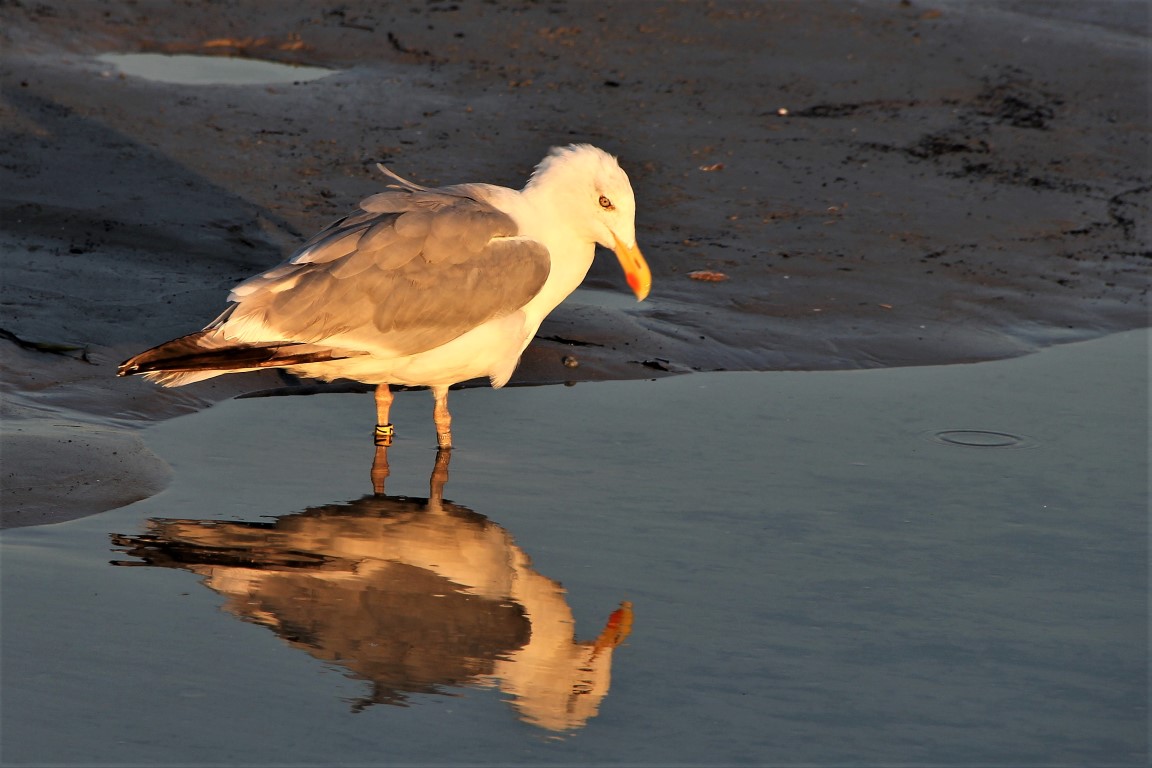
left=218, top=189, right=550, bottom=357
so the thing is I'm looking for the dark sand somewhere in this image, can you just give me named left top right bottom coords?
left=1, top=0, right=1149, bottom=526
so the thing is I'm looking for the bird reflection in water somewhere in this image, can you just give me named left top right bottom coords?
left=110, top=447, right=632, bottom=732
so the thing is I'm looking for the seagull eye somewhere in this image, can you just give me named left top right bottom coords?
left=598, top=195, right=615, bottom=211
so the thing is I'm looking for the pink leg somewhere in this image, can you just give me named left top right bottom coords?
left=429, top=448, right=451, bottom=506
left=374, top=385, right=394, bottom=446
left=371, top=443, right=390, bottom=495
left=432, top=385, right=452, bottom=450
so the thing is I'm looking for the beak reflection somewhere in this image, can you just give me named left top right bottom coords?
left=111, top=447, right=632, bottom=733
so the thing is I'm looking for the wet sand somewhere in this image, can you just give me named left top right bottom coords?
left=1, top=2, right=1148, bottom=521
left=2, top=330, right=1145, bottom=763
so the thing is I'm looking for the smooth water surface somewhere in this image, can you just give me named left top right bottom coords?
left=2, top=330, right=1146, bottom=765
left=568, top=288, right=650, bottom=311
left=97, top=53, right=335, bottom=86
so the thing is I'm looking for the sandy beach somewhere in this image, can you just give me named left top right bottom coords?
left=2, top=0, right=1148, bottom=526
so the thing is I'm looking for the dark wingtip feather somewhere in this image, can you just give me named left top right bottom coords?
left=118, top=330, right=357, bottom=382
left=118, top=331, right=223, bottom=377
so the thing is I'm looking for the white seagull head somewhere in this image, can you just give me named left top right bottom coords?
left=526, top=144, right=650, bottom=300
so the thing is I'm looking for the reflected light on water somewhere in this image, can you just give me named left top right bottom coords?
left=97, top=53, right=335, bottom=86
left=110, top=448, right=632, bottom=732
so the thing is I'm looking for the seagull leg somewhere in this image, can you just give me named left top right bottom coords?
left=374, top=384, right=394, bottom=446
left=431, top=385, right=452, bottom=450
left=370, top=443, right=390, bottom=495
left=428, top=448, right=451, bottom=510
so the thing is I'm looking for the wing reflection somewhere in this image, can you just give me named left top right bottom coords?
left=110, top=447, right=632, bottom=732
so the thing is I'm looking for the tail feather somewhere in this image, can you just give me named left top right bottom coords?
left=118, top=330, right=358, bottom=387
left=141, top=369, right=227, bottom=387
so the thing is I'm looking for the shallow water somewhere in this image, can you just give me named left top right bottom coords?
left=568, top=287, right=651, bottom=312
left=97, top=53, right=335, bottom=86
left=2, top=330, right=1146, bottom=764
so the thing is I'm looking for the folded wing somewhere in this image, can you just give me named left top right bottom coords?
left=220, top=186, right=549, bottom=357
left=120, top=183, right=551, bottom=384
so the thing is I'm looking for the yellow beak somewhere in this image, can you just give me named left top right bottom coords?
left=612, top=237, right=652, bottom=301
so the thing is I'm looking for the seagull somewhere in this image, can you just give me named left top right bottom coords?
left=118, top=144, right=651, bottom=449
